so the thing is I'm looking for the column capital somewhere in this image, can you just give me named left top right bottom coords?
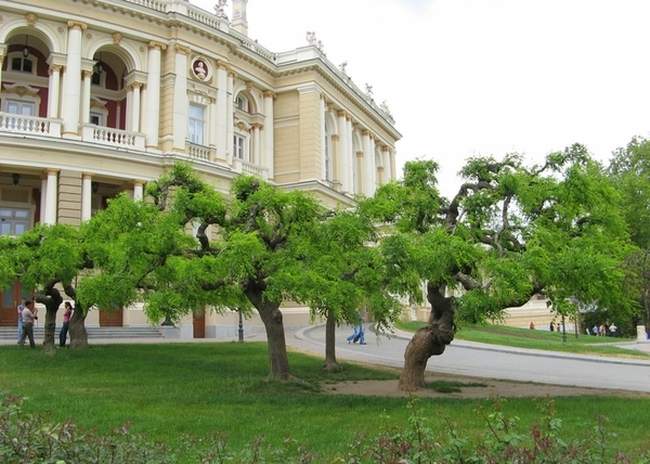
left=81, top=69, right=93, bottom=78
left=263, top=90, right=275, bottom=99
left=174, top=43, right=191, bottom=56
left=82, top=172, right=93, bottom=179
left=227, top=70, right=236, bottom=79
left=49, top=64, right=63, bottom=74
left=336, top=110, right=347, bottom=118
left=251, top=122, right=263, bottom=130
left=361, top=129, right=370, bottom=136
left=148, top=41, right=167, bottom=50
left=67, top=20, right=88, bottom=30
left=331, top=134, right=340, bottom=142
left=46, top=168, right=60, bottom=175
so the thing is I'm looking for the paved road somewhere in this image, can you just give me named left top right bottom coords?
left=288, top=325, right=650, bottom=393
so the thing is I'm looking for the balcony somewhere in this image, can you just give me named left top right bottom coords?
left=81, top=124, right=145, bottom=150
left=186, top=142, right=216, bottom=161
left=0, top=113, right=62, bottom=138
left=232, top=158, right=270, bottom=180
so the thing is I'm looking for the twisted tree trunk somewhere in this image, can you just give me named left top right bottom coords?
left=399, top=282, right=455, bottom=392
left=35, top=283, right=63, bottom=352
left=64, top=283, right=88, bottom=349
left=246, top=282, right=290, bottom=380
left=324, top=309, right=340, bottom=372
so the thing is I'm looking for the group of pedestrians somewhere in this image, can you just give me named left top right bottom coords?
left=16, top=300, right=74, bottom=348
left=589, top=322, right=618, bottom=337
left=346, top=312, right=367, bottom=345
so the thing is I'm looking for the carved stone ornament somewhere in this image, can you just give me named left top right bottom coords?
left=191, top=57, right=211, bottom=82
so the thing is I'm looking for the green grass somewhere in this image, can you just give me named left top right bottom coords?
left=396, top=321, right=649, bottom=359
left=1, top=343, right=649, bottom=460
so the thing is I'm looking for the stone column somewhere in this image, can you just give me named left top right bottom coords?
left=263, top=91, right=274, bottom=178
left=47, top=65, right=62, bottom=118
left=346, top=117, right=354, bottom=193
left=252, top=124, right=261, bottom=165
left=144, top=42, right=163, bottom=148
left=0, top=47, right=5, bottom=91
left=131, top=83, right=141, bottom=133
left=336, top=111, right=348, bottom=189
left=173, top=44, right=189, bottom=151
left=62, top=21, right=86, bottom=135
left=215, top=64, right=228, bottom=159
left=362, top=130, right=374, bottom=197
left=208, top=96, right=218, bottom=160
left=81, top=70, right=92, bottom=124
left=369, top=136, right=377, bottom=194
left=81, top=174, right=92, bottom=221
left=44, top=170, right=59, bottom=225
left=133, top=181, right=144, bottom=201
left=39, top=178, right=47, bottom=223
left=390, top=148, right=397, bottom=180
left=383, top=147, right=392, bottom=182
left=226, top=71, right=235, bottom=161
left=320, top=96, right=327, bottom=179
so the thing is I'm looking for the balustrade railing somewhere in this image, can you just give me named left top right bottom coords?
left=186, top=3, right=228, bottom=31
left=82, top=124, right=146, bottom=150
left=0, top=113, right=61, bottom=137
left=123, top=0, right=167, bottom=12
left=240, top=160, right=270, bottom=179
left=187, top=142, right=214, bottom=161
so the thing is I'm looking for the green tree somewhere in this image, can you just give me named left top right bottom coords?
left=80, top=164, right=326, bottom=380
left=610, top=137, right=650, bottom=333
left=0, top=225, right=86, bottom=350
left=293, top=209, right=406, bottom=371
left=365, top=145, right=633, bottom=391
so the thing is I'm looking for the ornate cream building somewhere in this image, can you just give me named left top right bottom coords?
left=0, top=0, right=400, bottom=337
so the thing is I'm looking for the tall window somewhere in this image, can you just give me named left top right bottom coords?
left=234, top=135, right=246, bottom=160
left=187, top=103, right=205, bottom=145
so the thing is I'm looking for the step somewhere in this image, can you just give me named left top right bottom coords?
left=0, top=327, right=163, bottom=340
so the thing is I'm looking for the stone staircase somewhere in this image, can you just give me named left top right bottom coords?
left=0, top=326, right=163, bottom=341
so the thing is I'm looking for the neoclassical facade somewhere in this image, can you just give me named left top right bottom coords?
left=0, top=0, right=400, bottom=335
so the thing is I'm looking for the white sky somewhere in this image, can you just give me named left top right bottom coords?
left=194, top=0, right=650, bottom=196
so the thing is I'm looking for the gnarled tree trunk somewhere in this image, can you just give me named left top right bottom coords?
left=246, top=282, right=290, bottom=380
left=35, top=283, right=63, bottom=352
left=69, top=302, right=88, bottom=349
left=399, top=282, right=455, bottom=392
left=64, top=283, right=88, bottom=349
left=324, top=309, right=340, bottom=372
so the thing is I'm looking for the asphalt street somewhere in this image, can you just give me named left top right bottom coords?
left=289, top=325, right=650, bottom=393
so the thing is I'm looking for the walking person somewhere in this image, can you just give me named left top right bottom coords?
left=346, top=311, right=367, bottom=345
left=59, top=302, right=73, bottom=347
left=16, top=299, right=25, bottom=343
left=18, top=300, right=37, bottom=348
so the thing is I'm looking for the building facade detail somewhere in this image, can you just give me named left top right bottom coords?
left=0, top=0, right=400, bottom=333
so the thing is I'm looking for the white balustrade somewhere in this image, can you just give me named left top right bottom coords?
left=0, top=113, right=61, bottom=137
left=186, top=3, right=228, bottom=31
left=123, top=0, right=168, bottom=12
left=233, top=159, right=269, bottom=180
left=186, top=142, right=214, bottom=161
left=81, top=124, right=145, bottom=150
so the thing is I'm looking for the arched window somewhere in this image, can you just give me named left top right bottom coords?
left=236, top=94, right=249, bottom=112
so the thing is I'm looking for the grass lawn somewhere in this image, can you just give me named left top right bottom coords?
left=396, top=321, right=649, bottom=359
left=1, top=342, right=650, bottom=460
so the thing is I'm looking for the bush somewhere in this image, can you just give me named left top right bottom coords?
left=340, top=400, right=650, bottom=464
left=2, top=394, right=647, bottom=463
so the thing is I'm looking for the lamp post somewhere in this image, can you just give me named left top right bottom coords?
left=238, top=309, right=244, bottom=343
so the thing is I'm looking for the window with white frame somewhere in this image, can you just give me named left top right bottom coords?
left=234, top=134, right=246, bottom=160
left=89, top=111, right=105, bottom=126
left=187, top=103, right=206, bottom=145
left=6, top=99, right=35, bottom=116
left=10, top=55, right=34, bottom=74
left=0, top=207, right=31, bottom=236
